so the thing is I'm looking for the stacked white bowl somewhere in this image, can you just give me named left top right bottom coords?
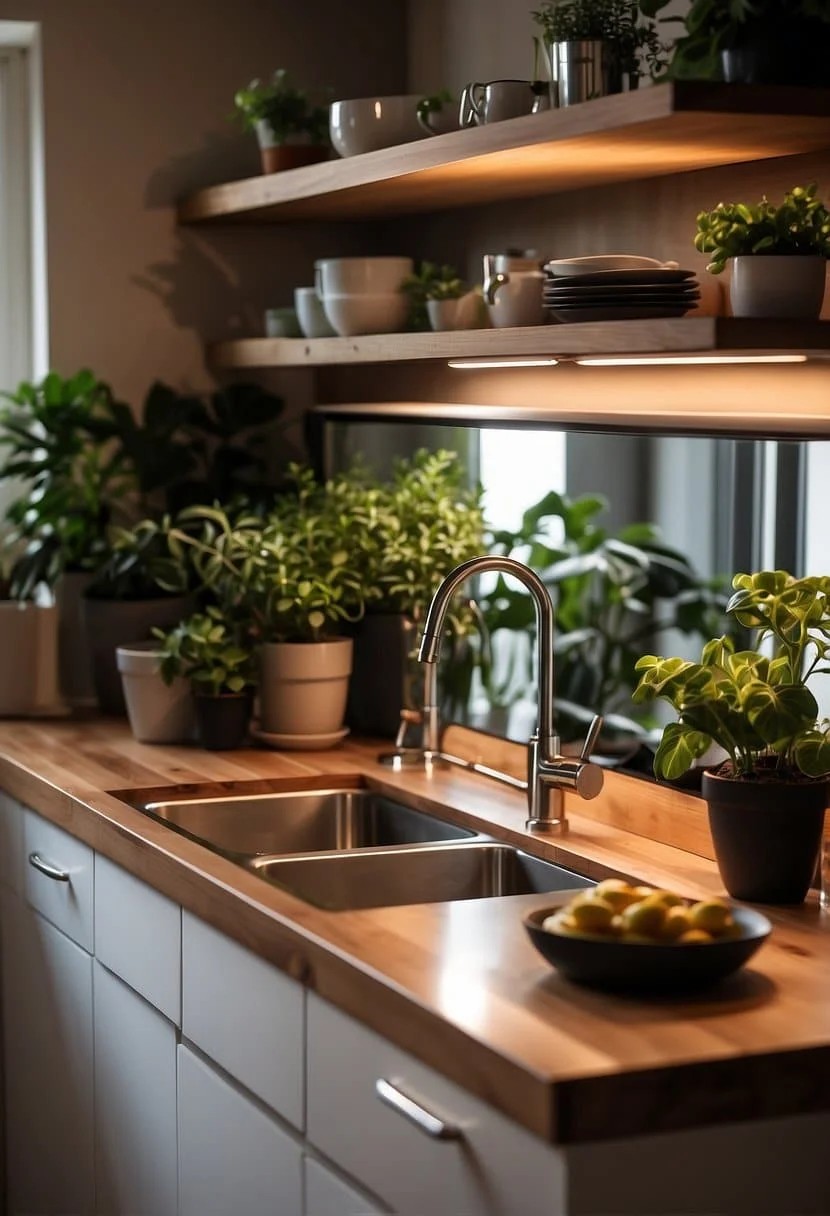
left=315, top=257, right=413, bottom=337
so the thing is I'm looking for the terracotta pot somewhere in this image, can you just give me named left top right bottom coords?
left=702, top=769, right=827, bottom=904
left=258, top=143, right=329, bottom=174
left=259, top=639, right=353, bottom=736
left=194, top=692, right=252, bottom=751
left=117, top=643, right=195, bottom=745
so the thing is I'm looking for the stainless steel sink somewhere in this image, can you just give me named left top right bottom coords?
left=249, top=842, right=592, bottom=910
left=134, top=787, right=474, bottom=860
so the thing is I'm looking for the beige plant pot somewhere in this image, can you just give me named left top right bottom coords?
left=0, top=601, right=62, bottom=716
left=259, top=639, right=353, bottom=736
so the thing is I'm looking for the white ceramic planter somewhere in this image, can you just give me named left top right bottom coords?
left=259, top=638, right=353, bottom=737
left=117, top=643, right=195, bottom=744
left=0, top=601, right=61, bottom=716
left=730, top=255, right=827, bottom=319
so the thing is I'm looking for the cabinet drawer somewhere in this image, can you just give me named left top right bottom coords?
left=94, top=854, right=181, bottom=1024
left=307, top=994, right=564, bottom=1216
left=182, top=911, right=305, bottom=1129
left=0, top=790, right=23, bottom=894
left=304, top=1155, right=383, bottom=1216
left=24, top=809, right=93, bottom=952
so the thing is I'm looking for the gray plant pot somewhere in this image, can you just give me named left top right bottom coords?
left=81, top=596, right=192, bottom=715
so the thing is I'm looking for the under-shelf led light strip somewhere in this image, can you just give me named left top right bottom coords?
left=447, top=354, right=810, bottom=369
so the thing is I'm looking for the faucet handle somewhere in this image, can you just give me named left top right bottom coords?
left=580, top=714, right=604, bottom=762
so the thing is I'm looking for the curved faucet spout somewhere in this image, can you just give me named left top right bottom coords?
left=418, top=555, right=557, bottom=759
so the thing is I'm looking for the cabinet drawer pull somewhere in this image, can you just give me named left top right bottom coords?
left=375, top=1078, right=462, bottom=1141
left=28, top=852, right=70, bottom=882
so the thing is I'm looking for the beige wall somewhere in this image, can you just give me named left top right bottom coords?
left=8, top=0, right=406, bottom=412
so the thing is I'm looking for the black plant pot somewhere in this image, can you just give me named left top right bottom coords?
left=722, top=22, right=830, bottom=86
left=346, top=613, right=420, bottom=739
left=702, top=770, right=827, bottom=904
left=194, top=693, right=252, bottom=751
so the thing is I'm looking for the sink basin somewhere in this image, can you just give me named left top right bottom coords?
left=249, top=842, right=592, bottom=910
left=134, top=787, right=474, bottom=860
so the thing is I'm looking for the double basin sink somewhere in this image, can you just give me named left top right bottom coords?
left=113, top=779, right=591, bottom=911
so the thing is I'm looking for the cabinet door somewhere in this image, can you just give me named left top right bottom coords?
left=304, top=1154, right=383, bottom=1216
left=178, top=1043, right=303, bottom=1216
left=2, top=889, right=94, bottom=1215
left=94, top=961, right=178, bottom=1216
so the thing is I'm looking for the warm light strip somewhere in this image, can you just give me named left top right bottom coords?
left=575, top=354, right=809, bottom=367
left=447, top=358, right=559, bottom=369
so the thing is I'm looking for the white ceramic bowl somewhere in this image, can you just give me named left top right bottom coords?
left=545, top=255, right=673, bottom=276
left=315, top=256, right=413, bottom=296
left=329, top=95, right=425, bottom=157
left=321, top=292, right=409, bottom=337
left=294, top=287, right=336, bottom=338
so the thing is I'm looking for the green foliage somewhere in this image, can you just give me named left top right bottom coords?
left=641, top=0, right=830, bottom=80
left=481, top=489, right=731, bottom=741
left=634, top=570, right=830, bottom=781
left=233, top=69, right=329, bottom=145
left=416, top=90, right=453, bottom=123
left=401, top=263, right=467, bottom=329
left=0, top=370, right=133, bottom=598
left=532, top=0, right=667, bottom=78
left=155, top=606, right=257, bottom=696
left=85, top=514, right=197, bottom=601
left=695, top=184, right=830, bottom=275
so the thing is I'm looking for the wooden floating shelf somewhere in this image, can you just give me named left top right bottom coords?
left=179, top=83, right=830, bottom=224
left=208, top=318, right=830, bottom=369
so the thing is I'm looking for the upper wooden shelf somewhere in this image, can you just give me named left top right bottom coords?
left=209, top=318, right=830, bottom=368
left=179, top=83, right=830, bottom=225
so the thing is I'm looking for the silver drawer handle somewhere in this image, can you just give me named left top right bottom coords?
left=375, top=1078, right=463, bottom=1141
left=28, top=852, right=70, bottom=882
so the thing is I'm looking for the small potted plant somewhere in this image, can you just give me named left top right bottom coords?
left=695, top=183, right=830, bottom=319
left=642, top=0, right=830, bottom=85
left=415, top=89, right=460, bottom=136
left=402, top=262, right=484, bottom=332
left=532, top=0, right=665, bottom=106
left=633, top=570, right=830, bottom=904
left=156, top=607, right=257, bottom=751
left=233, top=69, right=329, bottom=174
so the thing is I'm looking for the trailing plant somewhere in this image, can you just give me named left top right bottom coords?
left=233, top=69, right=329, bottom=145
left=633, top=570, right=830, bottom=782
left=694, top=183, right=830, bottom=275
left=156, top=606, right=257, bottom=696
left=532, top=0, right=666, bottom=79
left=641, top=0, right=830, bottom=80
left=480, top=489, right=731, bottom=742
left=0, top=370, right=133, bottom=598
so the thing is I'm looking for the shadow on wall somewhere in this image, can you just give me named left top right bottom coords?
left=143, top=129, right=259, bottom=207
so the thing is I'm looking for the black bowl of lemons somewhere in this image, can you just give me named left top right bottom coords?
left=524, top=880, right=771, bottom=994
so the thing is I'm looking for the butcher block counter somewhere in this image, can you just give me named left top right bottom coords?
left=1, top=716, right=829, bottom=1152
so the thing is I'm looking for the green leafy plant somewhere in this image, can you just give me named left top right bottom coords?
left=532, top=0, right=666, bottom=79
left=479, top=489, right=731, bottom=742
left=633, top=570, right=830, bottom=782
left=156, top=606, right=257, bottom=696
left=416, top=89, right=453, bottom=124
left=233, top=69, right=328, bottom=145
left=85, top=514, right=196, bottom=601
left=401, top=263, right=467, bottom=329
left=641, top=0, right=830, bottom=80
left=0, top=370, right=134, bottom=598
left=694, top=184, right=830, bottom=275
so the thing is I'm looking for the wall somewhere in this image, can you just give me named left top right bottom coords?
left=6, top=0, right=406, bottom=417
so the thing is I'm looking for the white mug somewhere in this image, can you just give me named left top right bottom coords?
left=459, top=80, right=537, bottom=127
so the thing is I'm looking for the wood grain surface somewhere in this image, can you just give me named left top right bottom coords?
left=1, top=717, right=829, bottom=1145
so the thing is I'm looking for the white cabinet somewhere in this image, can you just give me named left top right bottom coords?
left=23, top=807, right=94, bottom=951
left=307, top=992, right=565, bottom=1216
left=178, top=1043, right=303, bottom=1216
left=303, top=1155, right=383, bottom=1216
left=1, top=888, right=95, bottom=1215
left=93, top=959, right=178, bottom=1216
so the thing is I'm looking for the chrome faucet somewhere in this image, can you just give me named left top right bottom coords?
left=416, top=555, right=604, bottom=833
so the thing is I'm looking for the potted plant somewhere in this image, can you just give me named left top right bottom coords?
left=532, top=0, right=665, bottom=106
left=156, top=607, right=257, bottom=750
left=633, top=570, right=830, bottom=904
left=415, top=89, right=459, bottom=136
left=233, top=69, right=329, bottom=174
left=642, top=0, right=830, bottom=85
left=169, top=476, right=366, bottom=745
left=401, top=262, right=484, bottom=332
left=695, top=183, right=830, bottom=319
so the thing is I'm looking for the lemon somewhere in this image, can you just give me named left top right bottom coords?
left=660, top=906, right=692, bottom=941
left=631, top=885, right=656, bottom=899
left=641, top=889, right=686, bottom=908
left=620, top=898, right=666, bottom=939
left=689, top=899, right=733, bottom=936
left=593, top=879, right=640, bottom=911
left=678, top=928, right=714, bottom=944
left=570, top=897, right=616, bottom=934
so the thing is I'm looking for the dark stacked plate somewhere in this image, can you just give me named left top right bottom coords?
left=543, top=266, right=700, bottom=323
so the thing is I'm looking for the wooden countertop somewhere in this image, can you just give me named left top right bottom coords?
left=2, top=718, right=829, bottom=1145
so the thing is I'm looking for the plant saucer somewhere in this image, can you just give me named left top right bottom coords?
left=250, top=724, right=350, bottom=751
